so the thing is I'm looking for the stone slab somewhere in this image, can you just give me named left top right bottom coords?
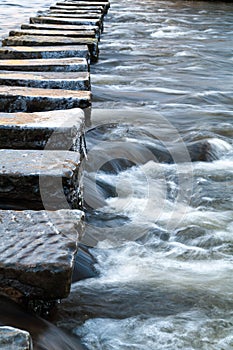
left=0, top=326, right=32, bottom=350
left=0, top=108, right=85, bottom=150
left=46, top=8, right=103, bottom=14
left=21, top=23, right=100, bottom=40
left=0, top=150, right=82, bottom=210
left=0, top=85, right=91, bottom=113
left=30, top=16, right=102, bottom=28
left=2, top=36, right=99, bottom=62
left=0, top=71, right=90, bottom=90
left=0, top=57, right=88, bottom=72
left=0, top=209, right=84, bottom=300
left=50, top=5, right=105, bottom=12
left=10, top=29, right=97, bottom=40
left=38, top=12, right=104, bottom=21
left=0, top=45, right=90, bottom=62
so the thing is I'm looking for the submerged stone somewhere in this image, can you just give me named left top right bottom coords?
left=0, top=45, right=90, bottom=62
left=0, top=149, right=82, bottom=210
left=2, top=36, right=99, bottom=62
left=0, top=71, right=90, bottom=90
left=0, top=108, right=85, bottom=150
left=0, top=209, right=84, bottom=300
left=0, top=85, right=91, bottom=112
left=0, top=57, right=88, bottom=72
left=0, top=326, right=33, bottom=350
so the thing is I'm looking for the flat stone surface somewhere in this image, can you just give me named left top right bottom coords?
left=0, top=326, right=32, bottom=350
left=0, top=108, right=85, bottom=150
left=38, top=12, right=103, bottom=20
left=21, top=23, right=99, bottom=32
left=10, top=29, right=97, bottom=40
left=0, top=209, right=84, bottom=300
left=0, top=45, right=90, bottom=61
left=50, top=5, right=105, bottom=12
left=0, top=71, right=90, bottom=90
left=2, top=36, right=99, bottom=62
left=0, top=85, right=91, bottom=112
left=0, top=57, right=88, bottom=72
left=0, top=150, right=82, bottom=210
left=30, top=16, right=101, bottom=27
left=45, top=8, right=103, bottom=14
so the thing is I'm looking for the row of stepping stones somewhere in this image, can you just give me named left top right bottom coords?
left=0, top=0, right=110, bottom=309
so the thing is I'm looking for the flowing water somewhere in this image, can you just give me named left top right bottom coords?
left=1, top=0, right=233, bottom=349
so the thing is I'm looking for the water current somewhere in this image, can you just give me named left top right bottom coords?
left=1, top=0, right=233, bottom=349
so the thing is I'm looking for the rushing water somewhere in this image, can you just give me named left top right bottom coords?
left=1, top=0, right=233, bottom=349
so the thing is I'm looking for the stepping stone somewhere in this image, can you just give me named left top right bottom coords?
left=0, top=209, right=84, bottom=300
left=0, top=327, right=32, bottom=350
left=21, top=23, right=100, bottom=39
left=46, top=8, right=103, bottom=14
left=0, top=45, right=90, bottom=62
left=30, top=16, right=102, bottom=28
left=0, top=71, right=90, bottom=91
left=2, top=36, right=99, bottom=62
left=0, top=57, right=88, bottom=72
left=0, top=85, right=91, bottom=113
left=38, top=12, right=104, bottom=21
left=56, top=1, right=110, bottom=10
left=0, top=108, right=85, bottom=150
left=50, top=5, right=105, bottom=12
left=0, top=149, right=83, bottom=210
left=10, top=29, right=98, bottom=40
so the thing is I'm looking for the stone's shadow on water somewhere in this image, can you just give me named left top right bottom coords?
left=0, top=296, right=87, bottom=350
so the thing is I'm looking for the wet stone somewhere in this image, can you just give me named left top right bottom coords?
left=0, top=209, right=84, bottom=300
left=0, top=45, right=89, bottom=61
left=0, top=108, right=85, bottom=150
left=50, top=5, right=105, bottom=13
left=0, top=71, right=90, bottom=90
left=30, top=16, right=101, bottom=28
left=37, top=12, right=104, bottom=21
left=2, top=36, right=99, bottom=62
left=0, top=149, right=82, bottom=210
left=56, top=0, right=110, bottom=12
left=0, top=57, right=88, bottom=72
left=0, top=85, right=91, bottom=112
left=10, top=29, right=97, bottom=40
left=0, top=326, right=33, bottom=350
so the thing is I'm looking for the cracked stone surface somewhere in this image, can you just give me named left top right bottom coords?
left=0, top=108, right=85, bottom=150
left=0, top=209, right=84, bottom=300
left=0, top=57, right=88, bottom=72
left=0, top=149, right=82, bottom=210
left=0, top=326, right=33, bottom=350
left=0, top=45, right=90, bottom=61
left=0, top=85, right=91, bottom=112
left=0, top=71, right=90, bottom=90
left=2, top=36, right=99, bottom=62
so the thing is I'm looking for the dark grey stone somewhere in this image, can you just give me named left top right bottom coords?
left=9, top=29, right=97, bottom=40
left=0, top=326, right=33, bottom=350
left=0, top=71, right=90, bottom=90
left=0, top=57, right=88, bottom=72
left=0, top=108, right=85, bottom=150
left=0, top=45, right=90, bottom=62
left=0, top=85, right=91, bottom=112
left=2, top=36, right=99, bottom=62
left=0, top=209, right=84, bottom=300
left=0, top=149, right=83, bottom=210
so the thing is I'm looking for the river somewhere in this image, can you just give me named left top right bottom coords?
left=1, top=0, right=233, bottom=349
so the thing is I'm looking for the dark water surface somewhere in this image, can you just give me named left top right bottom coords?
left=1, top=0, right=233, bottom=349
